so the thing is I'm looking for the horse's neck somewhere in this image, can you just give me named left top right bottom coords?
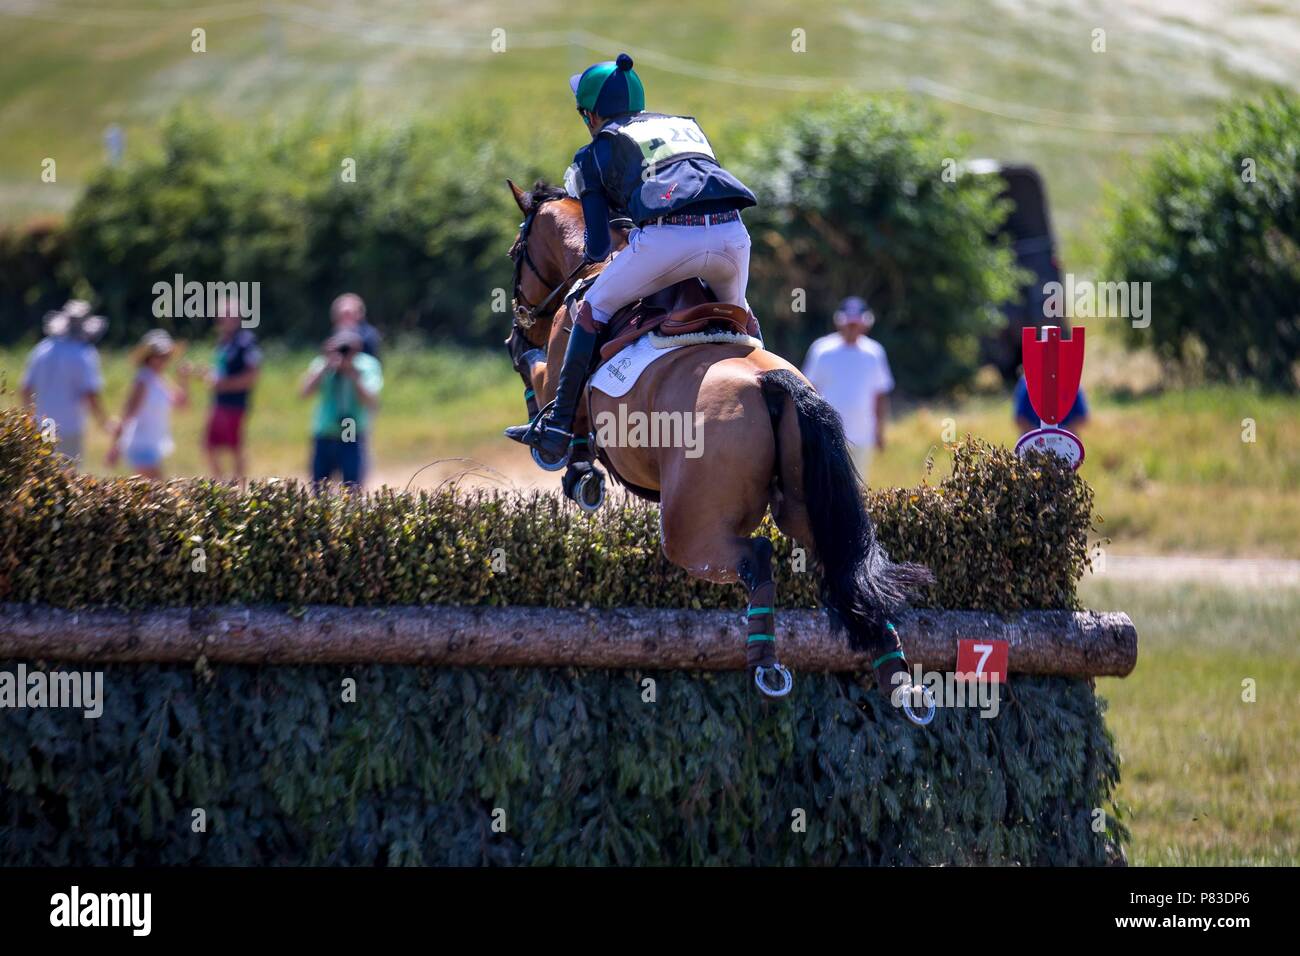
left=558, top=222, right=628, bottom=272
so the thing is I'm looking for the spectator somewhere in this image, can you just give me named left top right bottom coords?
left=802, top=296, right=894, bottom=483
left=20, top=300, right=111, bottom=464
left=1013, top=375, right=1089, bottom=434
left=108, top=330, right=191, bottom=480
left=300, top=327, right=382, bottom=490
left=205, top=301, right=262, bottom=482
left=330, top=293, right=381, bottom=358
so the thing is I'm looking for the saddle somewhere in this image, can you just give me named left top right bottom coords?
left=569, top=278, right=761, bottom=506
left=596, top=278, right=759, bottom=362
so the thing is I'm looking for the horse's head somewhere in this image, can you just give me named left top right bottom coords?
left=506, top=179, right=588, bottom=347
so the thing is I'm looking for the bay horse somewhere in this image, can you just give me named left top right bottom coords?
left=504, top=180, right=934, bottom=721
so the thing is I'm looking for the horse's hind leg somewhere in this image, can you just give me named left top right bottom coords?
left=660, top=515, right=793, bottom=697
left=739, top=536, right=791, bottom=696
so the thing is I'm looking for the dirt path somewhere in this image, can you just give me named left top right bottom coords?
left=370, top=446, right=568, bottom=496
left=1092, top=555, right=1300, bottom=589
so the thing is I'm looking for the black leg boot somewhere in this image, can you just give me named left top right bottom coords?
left=504, top=321, right=601, bottom=457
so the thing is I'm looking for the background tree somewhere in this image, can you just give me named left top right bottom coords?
left=739, top=95, right=1020, bottom=396
left=1107, top=92, right=1300, bottom=391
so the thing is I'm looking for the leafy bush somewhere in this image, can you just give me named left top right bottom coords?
left=738, top=95, right=1021, bottom=396
left=0, top=218, right=78, bottom=345
left=0, top=407, right=1091, bottom=612
left=1106, top=92, right=1300, bottom=390
left=0, top=664, right=1124, bottom=865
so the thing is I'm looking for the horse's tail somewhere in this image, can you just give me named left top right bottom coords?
left=759, top=368, right=933, bottom=651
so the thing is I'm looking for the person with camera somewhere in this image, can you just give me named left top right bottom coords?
left=330, top=292, right=381, bottom=359
left=300, top=327, right=382, bottom=490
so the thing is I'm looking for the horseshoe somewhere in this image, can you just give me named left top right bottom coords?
left=900, top=681, right=937, bottom=726
left=754, top=663, right=794, bottom=698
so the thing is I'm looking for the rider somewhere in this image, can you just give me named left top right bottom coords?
left=506, top=53, right=758, bottom=458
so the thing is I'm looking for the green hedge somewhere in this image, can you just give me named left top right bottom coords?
left=0, top=407, right=1091, bottom=612
left=0, top=218, right=78, bottom=342
left=0, top=665, right=1123, bottom=866
left=0, top=406, right=1123, bottom=865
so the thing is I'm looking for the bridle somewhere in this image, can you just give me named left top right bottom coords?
left=509, top=201, right=588, bottom=330
left=504, top=193, right=630, bottom=407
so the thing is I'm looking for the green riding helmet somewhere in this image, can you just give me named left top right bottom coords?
left=569, top=52, right=645, bottom=118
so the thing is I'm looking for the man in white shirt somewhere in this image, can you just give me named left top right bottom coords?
left=801, top=296, right=894, bottom=483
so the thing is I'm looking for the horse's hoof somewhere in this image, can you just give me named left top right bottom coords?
left=575, top=469, right=605, bottom=512
left=754, top=663, right=793, bottom=698
left=532, top=446, right=569, bottom=472
left=900, top=681, right=937, bottom=726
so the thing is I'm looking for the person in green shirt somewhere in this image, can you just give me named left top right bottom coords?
left=299, top=328, right=382, bottom=490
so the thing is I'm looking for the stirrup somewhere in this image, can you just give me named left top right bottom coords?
left=754, top=663, right=793, bottom=698
left=509, top=400, right=572, bottom=470
left=532, top=445, right=569, bottom=472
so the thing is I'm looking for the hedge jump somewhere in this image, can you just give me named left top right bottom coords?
left=0, top=604, right=1137, bottom=677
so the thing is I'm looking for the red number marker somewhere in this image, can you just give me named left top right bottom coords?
left=956, top=639, right=1009, bottom=683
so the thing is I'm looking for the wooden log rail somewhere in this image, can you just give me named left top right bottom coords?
left=0, top=605, right=1137, bottom=677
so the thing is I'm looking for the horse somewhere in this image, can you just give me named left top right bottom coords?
left=504, top=179, right=935, bottom=722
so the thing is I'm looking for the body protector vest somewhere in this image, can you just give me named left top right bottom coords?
left=571, top=113, right=757, bottom=227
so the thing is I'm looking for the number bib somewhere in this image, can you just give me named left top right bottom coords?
left=617, top=115, right=716, bottom=166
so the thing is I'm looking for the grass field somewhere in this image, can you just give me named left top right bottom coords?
left=872, top=382, right=1300, bottom=558
left=1082, top=576, right=1300, bottom=865
left=3, top=0, right=1298, bottom=271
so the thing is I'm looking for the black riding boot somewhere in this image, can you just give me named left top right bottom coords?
left=504, top=323, right=601, bottom=457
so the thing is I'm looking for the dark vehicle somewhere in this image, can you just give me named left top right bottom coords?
left=963, top=160, right=1066, bottom=382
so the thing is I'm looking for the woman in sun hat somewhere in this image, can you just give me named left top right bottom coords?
left=107, top=329, right=191, bottom=479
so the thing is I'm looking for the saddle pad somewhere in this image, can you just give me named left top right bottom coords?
left=646, top=329, right=763, bottom=350
left=590, top=333, right=682, bottom=398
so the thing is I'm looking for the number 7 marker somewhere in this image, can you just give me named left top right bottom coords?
left=956, top=638, right=1009, bottom=683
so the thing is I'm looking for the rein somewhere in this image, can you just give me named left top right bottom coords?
left=505, top=192, right=631, bottom=427
left=510, top=203, right=588, bottom=330
left=506, top=195, right=591, bottom=427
